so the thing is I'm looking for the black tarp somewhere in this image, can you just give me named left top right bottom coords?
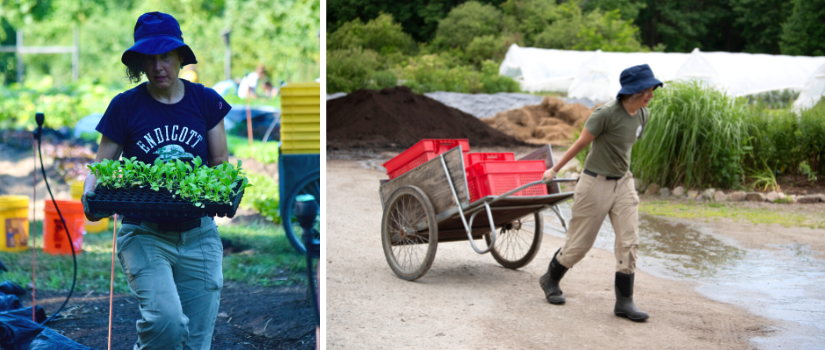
left=0, top=282, right=92, bottom=350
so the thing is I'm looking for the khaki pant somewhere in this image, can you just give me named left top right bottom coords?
left=117, top=217, right=223, bottom=350
left=556, top=172, right=639, bottom=274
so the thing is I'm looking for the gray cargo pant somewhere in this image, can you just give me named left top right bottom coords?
left=117, top=216, right=223, bottom=350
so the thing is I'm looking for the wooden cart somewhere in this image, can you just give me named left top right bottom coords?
left=379, top=146, right=576, bottom=281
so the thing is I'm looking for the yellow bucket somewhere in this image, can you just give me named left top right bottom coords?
left=0, top=195, right=29, bottom=252
left=70, top=180, right=109, bottom=234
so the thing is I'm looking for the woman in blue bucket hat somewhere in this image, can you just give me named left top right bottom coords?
left=81, top=12, right=231, bottom=349
left=539, top=64, right=663, bottom=322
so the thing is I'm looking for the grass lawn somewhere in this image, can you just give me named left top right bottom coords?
left=227, top=134, right=280, bottom=164
left=0, top=219, right=308, bottom=294
left=640, top=199, right=825, bottom=229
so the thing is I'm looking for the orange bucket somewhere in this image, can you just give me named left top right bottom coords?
left=43, top=200, right=85, bottom=255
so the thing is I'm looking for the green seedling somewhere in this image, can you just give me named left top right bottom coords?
left=87, top=156, right=250, bottom=208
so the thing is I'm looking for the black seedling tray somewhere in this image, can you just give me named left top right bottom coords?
left=85, top=185, right=245, bottom=218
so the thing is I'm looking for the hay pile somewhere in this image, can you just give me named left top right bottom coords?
left=482, top=97, right=593, bottom=145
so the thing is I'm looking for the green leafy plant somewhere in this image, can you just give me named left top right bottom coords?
left=87, top=156, right=252, bottom=208
left=799, top=161, right=818, bottom=183
left=749, top=161, right=779, bottom=192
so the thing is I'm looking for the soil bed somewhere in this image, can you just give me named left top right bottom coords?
left=20, top=282, right=315, bottom=349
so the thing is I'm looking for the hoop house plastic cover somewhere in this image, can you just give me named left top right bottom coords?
left=792, top=62, right=825, bottom=113
left=501, top=45, right=825, bottom=102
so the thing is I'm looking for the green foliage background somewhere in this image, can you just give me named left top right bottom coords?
left=1, top=0, right=320, bottom=87
left=0, top=0, right=319, bottom=130
left=329, top=0, right=825, bottom=56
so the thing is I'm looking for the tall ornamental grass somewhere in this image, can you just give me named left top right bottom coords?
left=631, top=80, right=750, bottom=189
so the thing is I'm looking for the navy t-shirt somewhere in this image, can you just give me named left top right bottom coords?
left=96, top=79, right=231, bottom=223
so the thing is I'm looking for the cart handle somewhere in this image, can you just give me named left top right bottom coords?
left=439, top=155, right=496, bottom=254
left=464, top=201, right=498, bottom=254
left=485, top=178, right=576, bottom=207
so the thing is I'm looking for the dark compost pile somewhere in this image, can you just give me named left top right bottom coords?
left=327, top=86, right=529, bottom=149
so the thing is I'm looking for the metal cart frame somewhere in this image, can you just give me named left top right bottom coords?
left=379, top=146, right=576, bottom=281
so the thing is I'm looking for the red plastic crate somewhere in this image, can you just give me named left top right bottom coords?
left=466, top=152, right=515, bottom=167
left=383, top=139, right=470, bottom=180
left=468, top=160, right=548, bottom=201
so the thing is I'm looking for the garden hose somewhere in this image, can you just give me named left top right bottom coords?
left=34, top=112, right=78, bottom=324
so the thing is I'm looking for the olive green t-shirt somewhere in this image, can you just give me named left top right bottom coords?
left=583, top=99, right=648, bottom=177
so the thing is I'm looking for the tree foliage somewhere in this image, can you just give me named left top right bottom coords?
left=0, top=0, right=320, bottom=88
left=730, top=0, right=794, bottom=54
left=327, top=0, right=507, bottom=43
left=327, top=0, right=822, bottom=56
left=431, top=1, right=505, bottom=50
left=499, top=0, right=559, bottom=46
left=780, top=0, right=825, bottom=56
left=327, top=13, right=416, bottom=56
left=580, top=0, right=646, bottom=21
left=534, top=4, right=645, bottom=52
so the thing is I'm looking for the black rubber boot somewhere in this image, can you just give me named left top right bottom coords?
left=614, top=272, right=649, bottom=322
left=539, top=248, right=568, bottom=305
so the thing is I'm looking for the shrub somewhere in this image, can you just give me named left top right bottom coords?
left=327, top=13, right=417, bottom=56
left=533, top=2, right=584, bottom=50
left=326, top=48, right=380, bottom=93
left=480, top=60, right=520, bottom=93
left=465, top=35, right=511, bottom=66
left=370, top=70, right=398, bottom=90
left=533, top=4, right=645, bottom=52
left=397, top=55, right=519, bottom=94
left=431, top=1, right=505, bottom=50
left=573, top=9, right=647, bottom=52
left=744, top=102, right=825, bottom=181
left=0, top=77, right=119, bottom=130
left=500, top=0, right=560, bottom=46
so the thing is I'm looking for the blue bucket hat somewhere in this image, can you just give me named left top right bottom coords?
left=616, top=64, right=663, bottom=98
left=121, top=12, right=197, bottom=67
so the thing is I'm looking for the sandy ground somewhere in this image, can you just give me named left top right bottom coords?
left=326, top=157, right=781, bottom=350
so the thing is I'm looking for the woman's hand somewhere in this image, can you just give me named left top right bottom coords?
left=84, top=134, right=123, bottom=222
left=81, top=192, right=106, bottom=222
left=542, top=168, right=557, bottom=183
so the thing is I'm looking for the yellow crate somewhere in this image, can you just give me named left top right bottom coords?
left=282, top=114, right=320, bottom=124
left=281, top=122, right=320, bottom=133
left=280, top=82, right=320, bottom=154
left=281, top=139, right=321, bottom=155
left=281, top=82, right=321, bottom=97
left=282, top=149, right=319, bottom=155
left=282, top=104, right=320, bottom=114
left=282, top=131, right=321, bottom=141
left=281, top=96, right=320, bottom=105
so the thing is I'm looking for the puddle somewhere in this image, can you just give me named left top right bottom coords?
left=542, top=201, right=825, bottom=349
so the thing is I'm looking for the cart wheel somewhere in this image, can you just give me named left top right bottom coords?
left=381, top=185, right=438, bottom=281
left=281, top=172, right=321, bottom=255
left=484, top=212, right=543, bottom=269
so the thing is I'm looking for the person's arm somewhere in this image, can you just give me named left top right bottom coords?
left=82, top=135, right=124, bottom=221
left=206, top=119, right=229, bottom=167
left=543, top=127, right=596, bottom=180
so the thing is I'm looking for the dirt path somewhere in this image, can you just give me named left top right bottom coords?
left=326, top=158, right=777, bottom=349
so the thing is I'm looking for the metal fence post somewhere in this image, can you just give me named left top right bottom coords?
left=16, top=30, right=22, bottom=83
left=72, top=28, right=79, bottom=82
